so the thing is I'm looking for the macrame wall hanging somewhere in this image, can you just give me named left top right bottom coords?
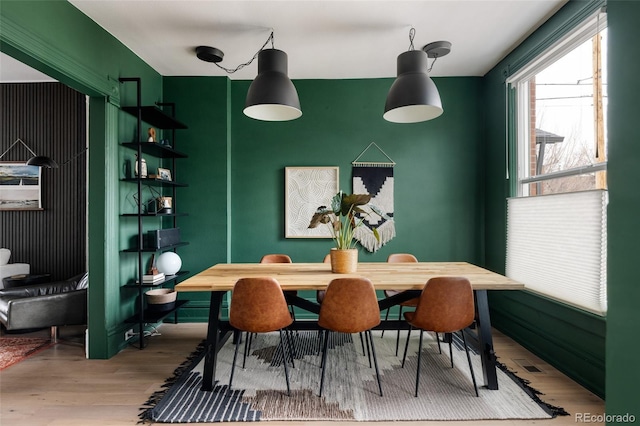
left=352, top=142, right=396, bottom=253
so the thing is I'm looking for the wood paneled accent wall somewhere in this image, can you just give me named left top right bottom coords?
left=0, top=82, right=87, bottom=281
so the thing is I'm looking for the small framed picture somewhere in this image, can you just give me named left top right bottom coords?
left=157, top=168, right=172, bottom=181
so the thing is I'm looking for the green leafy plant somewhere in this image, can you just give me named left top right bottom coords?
left=308, top=191, right=382, bottom=249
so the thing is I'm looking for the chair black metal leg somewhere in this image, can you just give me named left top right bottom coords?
left=319, top=330, right=330, bottom=397
left=289, top=305, right=300, bottom=336
left=229, top=330, right=242, bottom=392
left=242, top=331, right=251, bottom=368
left=367, top=330, right=383, bottom=396
left=279, top=330, right=291, bottom=396
left=359, top=332, right=366, bottom=356
left=285, top=329, right=296, bottom=368
left=381, top=307, right=391, bottom=337
left=317, top=330, right=323, bottom=358
left=364, top=330, right=372, bottom=368
left=243, top=332, right=256, bottom=368
left=449, top=334, right=454, bottom=368
left=287, top=327, right=298, bottom=358
left=461, top=330, right=479, bottom=397
left=401, top=326, right=412, bottom=368
left=415, top=330, right=424, bottom=397
left=436, top=332, right=442, bottom=354
left=395, top=306, right=403, bottom=356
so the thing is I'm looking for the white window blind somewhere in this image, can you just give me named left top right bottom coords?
left=506, top=190, right=607, bottom=315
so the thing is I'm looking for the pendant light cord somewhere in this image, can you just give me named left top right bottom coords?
left=428, top=57, right=438, bottom=73
left=408, top=27, right=416, bottom=51
left=407, top=27, right=440, bottom=73
left=214, top=31, right=275, bottom=74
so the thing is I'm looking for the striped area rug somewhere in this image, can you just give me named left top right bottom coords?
left=142, top=331, right=564, bottom=423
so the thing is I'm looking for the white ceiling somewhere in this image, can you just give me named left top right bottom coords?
left=68, top=0, right=567, bottom=80
left=0, top=53, right=55, bottom=82
left=2, top=1, right=568, bottom=82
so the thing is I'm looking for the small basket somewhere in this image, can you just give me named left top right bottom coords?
left=145, top=288, right=177, bottom=312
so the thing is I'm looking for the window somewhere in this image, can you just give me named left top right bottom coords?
left=506, top=11, right=607, bottom=315
left=511, top=13, right=607, bottom=197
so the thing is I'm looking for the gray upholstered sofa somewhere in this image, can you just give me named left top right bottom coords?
left=0, top=273, right=87, bottom=333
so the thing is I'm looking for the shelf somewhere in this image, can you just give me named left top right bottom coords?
left=123, top=271, right=190, bottom=288
left=122, top=242, right=189, bottom=253
left=121, top=213, right=189, bottom=218
left=121, top=106, right=187, bottom=129
left=125, top=300, right=189, bottom=324
left=121, top=142, right=187, bottom=158
left=119, top=77, right=189, bottom=350
left=121, top=178, right=188, bottom=187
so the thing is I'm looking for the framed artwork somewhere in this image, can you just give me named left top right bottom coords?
left=0, top=162, right=43, bottom=210
left=157, top=167, right=172, bottom=181
left=285, top=166, right=339, bottom=238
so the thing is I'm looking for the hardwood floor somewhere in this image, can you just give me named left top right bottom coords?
left=0, top=323, right=604, bottom=426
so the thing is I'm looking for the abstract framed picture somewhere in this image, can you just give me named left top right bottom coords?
left=285, top=166, right=339, bottom=238
left=0, top=162, right=43, bottom=210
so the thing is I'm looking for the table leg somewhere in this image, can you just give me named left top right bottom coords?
left=201, top=291, right=224, bottom=391
left=474, top=290, right=498, bottom=390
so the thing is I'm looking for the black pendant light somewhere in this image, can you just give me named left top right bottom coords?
left=384, top=30, right=450, bottom=124
left=244, top=48, right=302, bottom=121
left=196, top=31, right=301, bottom=122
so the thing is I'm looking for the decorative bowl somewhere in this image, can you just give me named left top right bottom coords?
left=145, top=288, right=177, bottom=311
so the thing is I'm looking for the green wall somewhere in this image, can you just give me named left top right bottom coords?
left=1, top=0, right=164, bottom=357
left=163, top=76, right=231, bottom=321
left=230, top=78, right=484, bottom=265
left=605, top=0, right=640, bottom=420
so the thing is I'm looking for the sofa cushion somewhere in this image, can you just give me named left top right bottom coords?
left=0, top=274, right=86, bottom=298
left=0, top=248, right=10, bottom=265
left=75, top=273, right=89, bottom=290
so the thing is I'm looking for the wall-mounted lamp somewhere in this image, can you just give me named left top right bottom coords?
left=0, top=138, right=58, bottom=168
left=26, top=155, right=59, bottom=168
left=384, top=28, right=451, bottom=123
left=196, top=31, right=301, bottom=121
left=0, top=138, right=88, bottom=168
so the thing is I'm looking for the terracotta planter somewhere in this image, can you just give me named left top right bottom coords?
left=329, top=248, right=358, bottom=273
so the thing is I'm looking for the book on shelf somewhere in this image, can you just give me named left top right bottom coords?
left=140, top=272, right=165, bottom=283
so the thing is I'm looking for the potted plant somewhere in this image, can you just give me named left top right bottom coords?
left=308, top=191, right=382, bottom=273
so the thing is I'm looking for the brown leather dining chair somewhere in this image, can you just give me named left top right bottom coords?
left=237, top=254, right=298, bottom=367
left=400, top=276, right=479, bottom=397
left=228, top=277, right=295, bottom=396
left=260, top=253, right=298, bottom=318
left=318, top=277, right=383, bottom=397
left=260, top=254, right=293, bottom=264
left=315, top=254, right=367, bottom=357
left=382, top=253, right=425, bottom=355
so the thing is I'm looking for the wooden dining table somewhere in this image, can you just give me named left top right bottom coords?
left=176, top=261, right=524, bottom=392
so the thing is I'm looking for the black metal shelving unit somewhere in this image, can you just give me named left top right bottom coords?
left=119, top=77, right=189, bottom=349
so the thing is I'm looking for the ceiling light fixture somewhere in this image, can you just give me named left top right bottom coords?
left=384, top=28, right=451, bottom=123
left=196, top=31, right=301, bottom=121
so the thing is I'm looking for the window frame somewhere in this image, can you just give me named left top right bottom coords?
left=507, top=10, right=608, bottom=197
